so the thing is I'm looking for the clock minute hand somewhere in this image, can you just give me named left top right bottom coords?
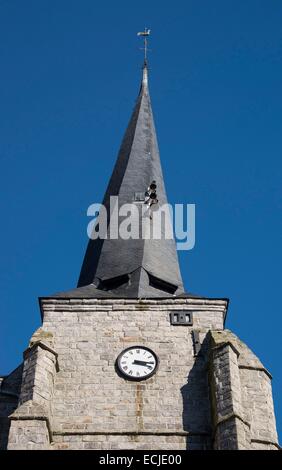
left=132, top=360, right=154, bottom=366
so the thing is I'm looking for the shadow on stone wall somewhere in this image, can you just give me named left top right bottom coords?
left=0, top=365, right=23, bottom=450
left=181, top=334, right=212, bottom=450
left=0, top=417, right=12, bottom=450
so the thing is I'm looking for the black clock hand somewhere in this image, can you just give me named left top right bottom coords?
left=132, top=360, right=154, bottom=366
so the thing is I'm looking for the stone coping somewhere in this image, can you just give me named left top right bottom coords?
left=40, top=297, right=229, bottom=305
left=39, top=297, right=228, bottom=325
left=23, top=341, right=60, bottom=372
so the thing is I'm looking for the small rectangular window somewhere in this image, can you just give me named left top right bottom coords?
left=170, top=311, right=193, bottom=326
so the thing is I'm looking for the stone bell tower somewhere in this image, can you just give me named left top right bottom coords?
left=0, top=53, right=279, bottom=450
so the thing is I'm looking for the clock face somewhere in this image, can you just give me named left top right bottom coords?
left=117, top=346, right=158, bottom=381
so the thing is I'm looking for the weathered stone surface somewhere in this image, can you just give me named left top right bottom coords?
left=51, top=433, right=211, bottom=450
left=7, top=418, right=50, bottom=450
left=0, top=365, right=23, bottom=449
left=1, top=298, right=279, bottom=450
left=29, top=327, right=54, bottom=348
left=209, top=330, right=278, bottom=450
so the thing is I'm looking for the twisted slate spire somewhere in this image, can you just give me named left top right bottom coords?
left=56, top=63, right=185, bottom=298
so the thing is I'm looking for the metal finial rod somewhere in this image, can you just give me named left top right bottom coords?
left=137, top=27, right=151, bottom=65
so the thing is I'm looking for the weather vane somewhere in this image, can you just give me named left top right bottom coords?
left=137, top=27, right=151, bottom=64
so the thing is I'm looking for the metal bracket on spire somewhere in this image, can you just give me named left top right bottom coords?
left=137, top=28, right=151, bottom=67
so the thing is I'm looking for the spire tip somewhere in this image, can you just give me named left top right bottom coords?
left=137, top=27, right=151, bottom=66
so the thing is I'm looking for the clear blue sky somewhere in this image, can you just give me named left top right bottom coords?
left=0, top=0, right=281, bottom=441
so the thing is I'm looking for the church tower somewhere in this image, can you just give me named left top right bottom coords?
left=0, top=44, right=279, bottom=450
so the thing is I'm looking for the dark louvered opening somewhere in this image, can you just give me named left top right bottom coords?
left=170, top=311, right=193, bottom=326
left=148, top=273, right=178, bottom=295
left=99, top=274, right=130, bottom=291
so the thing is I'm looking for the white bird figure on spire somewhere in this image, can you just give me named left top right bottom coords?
left=137, top=28, right=151, bottom=63
left=137, top=28, right=151, bottom=36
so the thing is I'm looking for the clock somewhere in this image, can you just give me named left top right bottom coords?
left=116, top=346, right=158, bottom=381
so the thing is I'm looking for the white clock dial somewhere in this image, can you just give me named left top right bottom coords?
left=117, top=346, right=158, bottom=380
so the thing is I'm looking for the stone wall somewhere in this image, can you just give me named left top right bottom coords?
left=209, top=341, right=250, bottom=449
left=7, top=330, right=59, bottom=450
left=4, top=297, right=279, bottom=450
left=51, top=433, right=211, bottom=450
left=240, top=368, right=278, bottom=449
left=209, top=330, right=279, bottom=450
left=24, top=298, right=226, bottom=449
left=0, top=365, right=22, bottom=450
